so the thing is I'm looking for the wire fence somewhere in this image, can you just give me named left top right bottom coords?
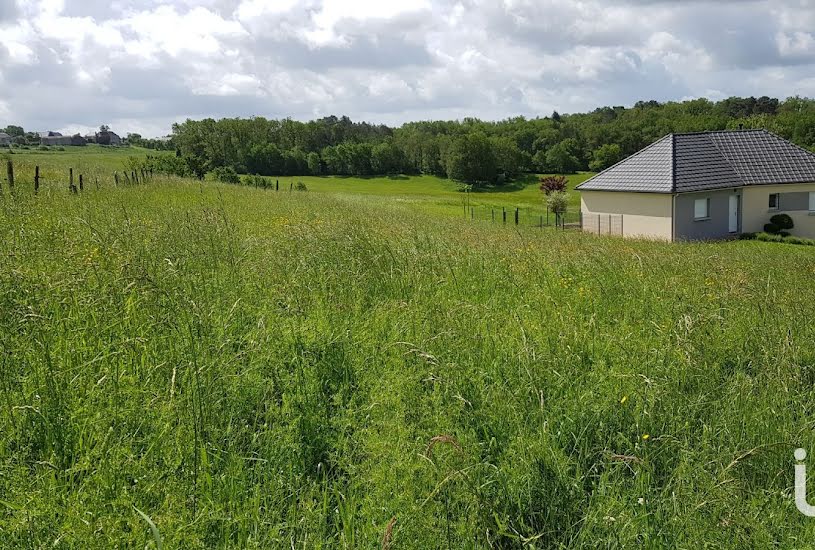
left=459, top=203, right=582, bottom=229
left=0, top=159, right=154, bottom=196
left=581, top=213, right=623, bottom=236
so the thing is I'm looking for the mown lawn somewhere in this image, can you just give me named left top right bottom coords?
left=242, top=173, right=591, bottom=224
left=1, top=174, right=815, bottom=548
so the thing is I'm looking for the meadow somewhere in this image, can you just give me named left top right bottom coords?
left=1, top=150, right=815, bottom=548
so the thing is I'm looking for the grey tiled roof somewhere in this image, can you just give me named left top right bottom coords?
left=577, top=129, right=815, bottom=194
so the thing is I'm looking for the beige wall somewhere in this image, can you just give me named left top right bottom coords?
left=580, top=191, right=674, bottom=240
left=742, top=183, right=815, bottom=237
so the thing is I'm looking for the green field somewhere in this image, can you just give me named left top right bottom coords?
left=2, top=153, right=815, bottom=547
left=3, top=146, right=589, bottom=224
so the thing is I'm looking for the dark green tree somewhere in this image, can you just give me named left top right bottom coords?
left=589, top=143, right=623, bottom=172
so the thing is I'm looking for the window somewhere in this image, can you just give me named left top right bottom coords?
left=810, top=192, right=815, bottom=212
left=769, top=193, right=780, bottom=210
left=694, top=198, right=710, bottom=220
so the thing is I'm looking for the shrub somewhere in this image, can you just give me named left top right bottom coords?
left=295, top=181, right=308, bottom=191
left=57, top=147, right=65, bottom=151
left=763, top=223, right=780, bottom=234
left=770, top=213, right=794, bottom=230
left=539, top=175, right=568, bottom=194
left=38, top=145, right=49, bottom=151
left=546, top=191, right=569, bottom=215
left=245, top=174, right=267, bottom=188
left=210, top=166, right=240, bottom=184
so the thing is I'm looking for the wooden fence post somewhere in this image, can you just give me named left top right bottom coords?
left=69, top=168, right=77, bottom=193
left=502, top=207, right=506, bottom=224
left=515, top=208, right=519, bottom=225
left=34, top=166, right=39, bottom=193
left=79, top=174, right=84, bottom=191
left=276, top=179, right=279, bottom=191
left=114, top=172, right=119, bottom=186
left=6, top=160, right=13, bottom=190
left=491, top=209, right=494, bottom=222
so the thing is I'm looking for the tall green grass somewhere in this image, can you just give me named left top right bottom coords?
left=1, top=178, right=815, bottom=547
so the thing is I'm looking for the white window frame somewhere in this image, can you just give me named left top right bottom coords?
left=694, top=197, right=710, bottom=220
left=769, top=193, right=780, bottom=211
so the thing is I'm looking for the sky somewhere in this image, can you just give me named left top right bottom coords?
left=0, top=0, right=814, bottom=138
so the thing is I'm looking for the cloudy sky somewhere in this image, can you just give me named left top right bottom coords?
left=1, top=0, right=814, bottom=137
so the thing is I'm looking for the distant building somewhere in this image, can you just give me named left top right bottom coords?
left=95, top=130, right=121, bottom=146
left=84, top=133, right=97, bottom=144
left=41, top=135, right=74, bottom=146
left=0, top=132, right=10, bottom=146
left=38, top=131, right=62, bottom=139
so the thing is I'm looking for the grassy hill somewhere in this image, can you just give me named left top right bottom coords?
left=1, top=161, right=814, bottom=547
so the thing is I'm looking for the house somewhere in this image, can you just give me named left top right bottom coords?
left=38, top=131, right=62, bottom=139
left=84, top=133, right=97, bottom=144
left=96, top=130, right=121, bottom=145
left=576, top=129, right=815, bottom=241
left=41, top=135, right=74, bottom=146
left=0, top=132, right=10, bottom=146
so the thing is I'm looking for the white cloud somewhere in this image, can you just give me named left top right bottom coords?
left=0, top=0, right=814, bottom=137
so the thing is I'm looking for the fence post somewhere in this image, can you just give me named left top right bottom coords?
left=515, top=208, right=519, bottom=225
left=502, top=207, right=506, bottom=224
left=34, top=166, right=39, bottom=193
left=491, top=209, right=494, bottom=222
left=290, top=182, right=292, bottom=191
left=114, top=172, right=119, bottom=186
left=471, top=206, right=474, bottom=220
left=79, top=174, right=83, bottom=191
left=6, top=160, right=13, bottom=190
left=69, top=168, right=76, bottom=193
left=276, top=179, right=279, bottom=191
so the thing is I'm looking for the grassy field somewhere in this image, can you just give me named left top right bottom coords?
left=241, top=173, right=590, bottom=223
left=2, top=156, right=815, bottom=547
left=5, top=144, right=153, bottom=172
left=3, top=145, right=589, bottom=225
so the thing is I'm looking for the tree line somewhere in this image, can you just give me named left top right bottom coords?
left=10, top=96, right=815, bottom=186
left=167, top=97, right=815, bottom=185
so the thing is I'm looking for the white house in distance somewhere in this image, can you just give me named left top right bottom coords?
left=576, top=129, right=815, bottom=241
